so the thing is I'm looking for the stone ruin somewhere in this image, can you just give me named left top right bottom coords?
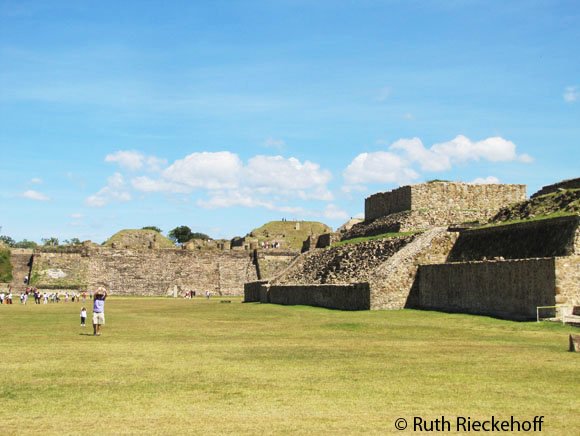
left=246, top=180, right=580, bottom=321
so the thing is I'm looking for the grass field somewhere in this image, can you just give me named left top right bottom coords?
left=0, top=297, right=578, bottom=435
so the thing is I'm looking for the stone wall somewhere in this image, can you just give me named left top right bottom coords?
left=7, top=248, right=34, bottom=290
left=365, top=186, right=412, bottom=221
left=365, top=182, right=526, bottom=223
left=316, top=233, right=340, bottom=248
left=415, top=258, right=556, bottom=320
left=447, top=216, right=580, bottom=262
left=301, top=235, right=318, bottom=253
left=31, top=247, right=257, bottom=296
left=30, top=250, right=89, bottom=289
left=265, top=283, right=371, bottom=310
left=555, top=256, right=580, bottom=306
left=411, top=182, right=526, bottom=212
left=256, top=251, right=297, bottom=280
left=244, top=280, right=268, bottom=303
left=344, top=209, right=487, bottom=239
left=532, top=178, right=580, bottom=198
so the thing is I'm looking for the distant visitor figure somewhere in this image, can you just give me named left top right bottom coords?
left=80, top=307, right=87, bottom=327
left=92, top=287, right=108, bottom=336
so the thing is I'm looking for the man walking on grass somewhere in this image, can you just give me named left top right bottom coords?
left=93, top=287, right=107, bottom=336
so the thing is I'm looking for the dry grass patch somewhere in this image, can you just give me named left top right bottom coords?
left=0, top=298, right=578, bottom=434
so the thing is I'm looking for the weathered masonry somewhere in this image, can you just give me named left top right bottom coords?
left=244, top=282, right=371, bottom=311
left=247, top=180, right=579, bottom=320
left=413, top=217, right=580, bottom=320
left=416, top=259, right=557, bottom=320
left=28, top=247, right=296, bottom=296
left=365, top=182, right=526, bottom=223
left=531, top=177, right=580, bottom=198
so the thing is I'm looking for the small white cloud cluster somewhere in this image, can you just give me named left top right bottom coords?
left=564, top=86, right=579, bottom=103
left=131, top=152, right=332, bottom=202
left=88, top=150, right=344, bottom=219
left=85, top=133, right=533, bottom=223
left=105, top=150, right=167, bottom=172
left=343, top=135, right=532, bottom=189
left=86, top=173, right=131, bottom=207
left=263, top=137, right=286, bottom=150
left=470, top=176, right=501, bottom=184
left=22, top=190, right=50, bottom=201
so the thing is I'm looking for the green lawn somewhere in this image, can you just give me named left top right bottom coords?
left=0, top=298, right=578, bottom=435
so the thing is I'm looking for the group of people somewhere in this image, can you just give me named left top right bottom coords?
left=0, top=287, right=93, bottom=305
left=1, top=285, right=108, bottom=337
left=0, top=288, right=13, bottom=304
left=261, top=241, right=281, bottom=249
left=182, top=290, right=212, bottom=299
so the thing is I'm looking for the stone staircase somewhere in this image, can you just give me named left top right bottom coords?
left=7, top=249, right=34, bottom=292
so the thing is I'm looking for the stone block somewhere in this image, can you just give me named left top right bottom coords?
left=569, top=334, right=580, bottom=352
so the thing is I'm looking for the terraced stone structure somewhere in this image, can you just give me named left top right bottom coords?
left=2, top=229, right=298, bottom=297
left=531, top=177, right=580, bottom=198
left=248, top=178, right=580, bottom=320
left=416, top=216, right=580, bottom=319
left=365, top=182, right=526, bottom=221
left=356, top=182, right=526, bottom=237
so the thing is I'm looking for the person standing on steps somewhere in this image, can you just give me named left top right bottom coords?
left=92, top=287, right=107, bottom=336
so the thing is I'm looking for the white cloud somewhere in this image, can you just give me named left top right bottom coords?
left=198, top=190, right=305, bottom=215
left=105, top=150, right=144, bottom=170
left=430, top=135, right=524, bottom=163
left=145, top=156, right=168, bottom=172
left=470, top=176, right=501, bottom=184
left=130, top=177, right=190, bottom=194
left=263, top=137, right=286, bottom=150
left=30, top=177, right=43, bottom=184
left=245, top=155, right=333, bottom=200
left=518, top=153, right=534, bottom=163
left=198, top=191, right=274, bottom=210
left=105, top=150, right=167, bottom=172
left=22, top=190, right=49, bottom=201
left=391, top=137, right=450, bottom=171
left=70, top=213, right=83, bottom=219
left=130, top=152, right=334, bottom=208
left=85, top=173, right=131, bottom=207
left=343, top=151, right=419, bottom=185
left=162, top=151, right=242, bottom=191
left=564, top=86, right=579, bottom=103
left=343, top=135, right=532, bottom=188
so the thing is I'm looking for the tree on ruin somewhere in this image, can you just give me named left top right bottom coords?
left=42, top=237, right=59, bottom=246
left=168, top=226, right=194, bottom=244
left=0, top=235, right=16, bottom=247
left=14, top=239, right=37, bottom=249
left=168, top=226, right=211, bottom=244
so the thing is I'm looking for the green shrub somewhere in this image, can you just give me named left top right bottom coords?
left=0, top=247, right=13, bottom=282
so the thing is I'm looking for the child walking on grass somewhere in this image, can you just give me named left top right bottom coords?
left=80, top=307, right=87, bottom=327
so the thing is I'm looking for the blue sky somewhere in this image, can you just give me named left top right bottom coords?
left=1, top=0, right=579, bottom=243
